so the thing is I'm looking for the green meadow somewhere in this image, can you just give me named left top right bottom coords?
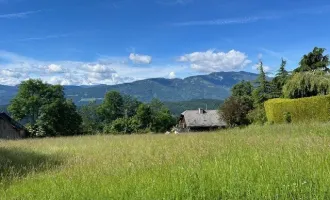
left=2, top=123, right=330, bottom=199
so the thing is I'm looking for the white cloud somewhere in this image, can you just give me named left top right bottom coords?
left=129, top=53, right=152, bottom=64
left=178, top=49, right=251, bottom=73
left=173, top=5, right=330, bottom=26
left=169, top=72, right=176, bottom=79
left=0, top=10, right=42, bottom=19
left=174, top=17, right=263, bottom=26
left=47, top=64, right=64, bottom=73
left=0, top=51, right=184, bottom=86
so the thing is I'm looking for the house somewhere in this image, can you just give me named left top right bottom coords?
left=178, top=108, right=227, bottom=132
left=0, top=113, right=27, bottom=139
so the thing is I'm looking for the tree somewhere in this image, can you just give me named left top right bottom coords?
left=79, top=101, right=102, bottom=134
left=37, top=99, right=82, bottom=136
left=231, top=81, right=253, bottom=97
left=149, top=98, right=165, bottom=113
left=123, top=95, right=141, bottom=118
left=272, top=58, right=289, bottom=97
left=135, top=104, right=152, bottom=129
left=252, top=61, right=278, bottom=105
left=253, top=61, right=269, bottom=105
left=103, top=117, right=140, bottom=135
left=283, top=71, right=330, bottom=98
left=98, top=91, right=124, bottom=123
left=9, top=79, right=51, bottom=124
left=295, top=47, right=330, bottom=72
left=151, top=107, right=176, bottom=133
left=8, top=79, right=82, bottom=136
left=220, top=96, right=254, bottom=127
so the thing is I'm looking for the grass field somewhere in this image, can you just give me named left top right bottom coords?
left=2, top=123, right=330, bottom=199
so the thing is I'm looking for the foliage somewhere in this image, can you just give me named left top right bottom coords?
left=151, top=108, right=176, bottom=133
left=97, top=91, right=124, bottom=123
left=135, top=104, right=153, bottom=129
left=295, top=47, right=330, bottom=72
left=283, top=71, right=330, bottom=98
left=272, top=58, right=289, bottom=96
left=78, top=101, right=102, bottom=134
left=36, top=99, right=82, bottom=136
left=252, top=61, right=277, bottom=105
left=264, top=95, right=330, bottom=123
left=123, top=95, right=142, bottom=117
left=8, top=79, right=82, bottom=137
left=220, top=96, right=254, bottom=127
left=25, top=124, right=46, bottom=138
left=8, top=80, right=62, bottom=124
left=231, top=81, right=253, bottom=97
left=283, top=112, right=292, bottom=123
left=247, top=105, right=267, bottom=125
left=103, top=117, right=140, bottom=134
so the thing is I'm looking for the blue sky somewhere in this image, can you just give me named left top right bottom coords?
left=0, top=0, right=330, bottom=85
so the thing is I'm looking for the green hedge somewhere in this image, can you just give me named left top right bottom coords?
left=264, top=95, right=330, bottom=123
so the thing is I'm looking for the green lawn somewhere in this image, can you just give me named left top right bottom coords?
left=1, top=123, right=330, bottom=199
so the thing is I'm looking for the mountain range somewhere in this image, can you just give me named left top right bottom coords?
left=0, top=71, right=260, bottom=106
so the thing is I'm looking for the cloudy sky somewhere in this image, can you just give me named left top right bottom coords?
left=1, top=0, right=330, bottom=85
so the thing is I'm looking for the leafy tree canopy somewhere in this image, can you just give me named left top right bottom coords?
left=295, top=47, right=330, bottom=72
left=8, top=79, right=82, bottom=136
left=231, top=81, right=253, bottom=97
left=97, top=91, right=124, bottom=123
left=283, top=71, right=330, bottom=98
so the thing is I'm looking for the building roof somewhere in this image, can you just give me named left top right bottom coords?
left=0, top=113, right=26, bottom=131
left=181, top=109, right=227, bottom=128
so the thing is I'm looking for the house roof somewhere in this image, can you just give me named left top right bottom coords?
left=0, top=113, right=26, bottom=131
left=181, top=109, right=227, bottom=127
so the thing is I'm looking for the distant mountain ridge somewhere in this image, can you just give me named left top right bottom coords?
left=0, top=71, right=260, bottom=106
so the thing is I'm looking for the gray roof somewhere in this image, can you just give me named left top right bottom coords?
left=181, top=110, right=227, bottom=127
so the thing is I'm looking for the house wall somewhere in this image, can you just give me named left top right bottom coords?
left=0, top=119, right=22, bottom=139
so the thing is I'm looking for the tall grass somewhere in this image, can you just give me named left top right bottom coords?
left=1, top=123, right=330, bottom=199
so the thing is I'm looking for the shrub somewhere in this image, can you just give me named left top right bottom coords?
left=264, top=95, right=330, bottom=123
left=283, top=112, right=292, bottom=123
left=220, top=96, right=254, bottom=127
left=247, top=106, right=267, bottom=125
left=103, top=117, right=140, bottom=135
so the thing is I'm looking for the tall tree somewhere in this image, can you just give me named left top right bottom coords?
left=8, top=79, right=82, bottom=136
left=253, top=61, right=269, bottom=105
left=9, top=79, right=49, bottom=124
left=231, top=81, right=253, bottom=97
left=283, top=71, right=330, bottom=98
left=220, top=96, right=254, bottom=127
left=295, top=47, right=330, bottom=72
left=135, top=104, right=152, bottom=129
left=37, top=99, right=82, bottom=136
left=123, top=95, right=141, bottom=118
left=98, top=91, right=124, bottom=123
left=79, top=100, right=102, bottom=134
left=272, top=58, right=289, bottom=95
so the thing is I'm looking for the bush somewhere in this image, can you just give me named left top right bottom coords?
left=26, top=124, right=46, bottom=138
left=103, top=117, right=140, bottom=135
left=247, top=106, right=267, bottom=125
left=220, top=96, right=254, bottom=127
left=264, top=95, right=330, bottom=123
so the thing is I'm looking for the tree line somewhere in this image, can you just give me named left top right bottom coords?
left=220, top=47, right=330, bottom=127
left=8, top=80, right=176, bottom=137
